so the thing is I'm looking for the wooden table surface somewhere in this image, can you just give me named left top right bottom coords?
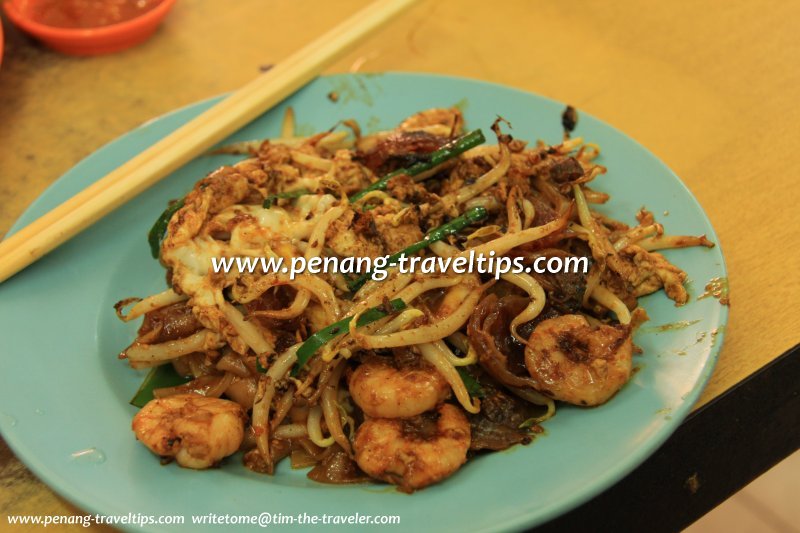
left=1, top=0, right=798, bottom=529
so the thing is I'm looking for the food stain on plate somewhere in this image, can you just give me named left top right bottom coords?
left=325, top=74, right=383, bottom=106
left=639, top=319, right=701, bottom=334
left=453, top=98, right=470, bottom=112
left=70, top=447, right=106, bottom=464
left=698, top=276, right=730, bottom=305
left=0, top=412, right=18, bottom=427
left=671, top=330, right=710, bottom=356
left=709, top=326, right=725, bottom=348
left=655, top=407, right=673, bottom=420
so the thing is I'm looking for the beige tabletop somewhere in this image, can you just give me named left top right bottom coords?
left=1, top=0, right=798, bottom=529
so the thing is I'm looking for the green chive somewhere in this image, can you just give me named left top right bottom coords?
left=350, top=129, right=485, bottom=203
left=292, top=298, right=407, bottom=376
left=130, top=365, right=192, bottom=408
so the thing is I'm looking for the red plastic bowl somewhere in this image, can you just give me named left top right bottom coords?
left=2, top=0, right=176, bottom=55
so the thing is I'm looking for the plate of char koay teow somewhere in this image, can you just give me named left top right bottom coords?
left=0, top=73, right=728, bottom=532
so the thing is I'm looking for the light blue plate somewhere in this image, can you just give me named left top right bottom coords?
left=0, top=73, right=727, bottom=532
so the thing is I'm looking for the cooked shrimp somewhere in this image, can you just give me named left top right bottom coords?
left=349, top=357, right=450, bottom=418
left=354, top=404, right=470, bottom=492
left=524, top=315, right=632, bottom=406
left=132, top=394, right=246, bottom=469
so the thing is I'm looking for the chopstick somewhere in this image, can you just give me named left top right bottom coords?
left=0, top=0, right=418, bottom=284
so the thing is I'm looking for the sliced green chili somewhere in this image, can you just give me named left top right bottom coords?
left=263, top=188, right=312, bottom=208
left=292, top=298, right=407, bottom=376
left=130, top=365, right=192, bottom=408
left=347, top=206, right=488, bottom=292
left=147, top=199, right=185, bottom=259
left=349, top=129, right=485, bottom=203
